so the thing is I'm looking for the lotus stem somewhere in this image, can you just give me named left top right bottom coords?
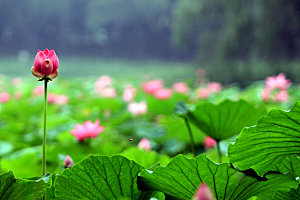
left=43, top=79, right=48, bottom=200
left=183, top=117, right=196, bottom=157
left=216, top=141, right=222, bottom=163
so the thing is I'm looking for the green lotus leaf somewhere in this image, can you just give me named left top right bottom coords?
left=55, top=155, right=153, bottom=200
left=138, top=154, right=297, bottom=200
left=0, top=171, right=50, bottom=200
left=175, top=100, right=265, bottom=141
left=228, top=101, right=300, bottom=177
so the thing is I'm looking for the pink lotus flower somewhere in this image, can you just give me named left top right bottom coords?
left=47, top=93, right=69, bottom=105
left=54, top=94, right=69, bottom=105
left=0, top=92, right=10, bottom=103
left=31, top=48, right=59, bottom=80
left=47, top=93, right=56, bottom=103
left=274, top=90, right=289, bottom=102
left=142, top=79, right=163, bottom=94
left=70, top=119, right=105, bottom=141
left=122, top=85, right=136, bottom=102
left=207, top=82, right=222, bottom=93
left=95, top=75, right=113, bottom=91
left=266, top=73, right=291, bottom=90
left=194, top=183, right=215, bottom=200
left=64, top=155, right=74, bottom=169
left=32, top=86, right=44, bottom=96
left=138, top=138, right=151, bottom=151
left=197, top=88, right=210, bottom=99
left=99, top=87, right=117, bottom=98
left=127, top=101, right=148, bottom=116
left=204, top=136, right=216, bottom=149
left=12, top=77, right=23, bottom=87
left=261, top=88, right=271, bottom=101
left=173, top=82, right=189, bottom=94
left=154, top=88, right=172, bottom=100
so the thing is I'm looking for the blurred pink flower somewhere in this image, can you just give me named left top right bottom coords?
left=204, top=136, right=217, bottom=149
left=197, top=88, right=210, bottom=99
left=12, top=77, right=23, bottom=87
left=47, top=93, right=69, bottom=105
left=54, top=95, right=69, bottom=105
left=122, top=85, right=136, bottom=102
left=266, top=73, right=291, bottom=90
left=154, top=88, right=172, bottom=100
left=207, top=82, right=222, bottom=93
left=142, top=79, right=163, bottom=94
left=194, top=183, right=214, bottom=200
left=14, top=91, right=22, bottom=100
left=173, top=82, right=189, bottom=94
left=274, top=90, right=289, bottom=102
left=127, top=101, right=148, bottom=115
left=138, top=138, right=151, bottom=151
left=64, top=155, right=74, bottom=169
left=47, top=93, right=56, bottom=103
left=99, top=87, right=117, bottom=98
left=70, top=119, right=105, bottom=141
left=0, top=92, right=10, bottom=103
left=95, top=75, right=113, bottom=91
left=33, top=85, right=44, bottom=96
left=261, top=88, right=271, bottom=101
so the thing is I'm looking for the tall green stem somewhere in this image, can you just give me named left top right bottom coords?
left=183, top=117, right=195, bottom=157
left=42, top=79, right=48, bottom=200
left=216, top=141, right=222, bottom=163
left=43, top=80, right=48, bottom=176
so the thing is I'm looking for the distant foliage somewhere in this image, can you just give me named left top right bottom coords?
left=172, top=0, right=300, bottom=83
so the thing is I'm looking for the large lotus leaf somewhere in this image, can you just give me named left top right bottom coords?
left=228, top=101, right=300, bottom=177
left=138, top=154, right=297, bottom=200
left=0, top=171, right=50, bottom=200
left=175, top=100, right=265, bottom=141
left=55, top=155, right=152, bottom=200
left=273, top=186, right=300, bottom=200
left=46, top=173, right=58, bottom=199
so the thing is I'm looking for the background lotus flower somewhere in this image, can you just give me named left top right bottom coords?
left=64, top=155, right=74, bottom=169
left=263, top=73, right=291, bottom=102
left=48, top=93, right=69, bottom=105
left=47, top=93, right=57, bottom=104
left=197, top=88, right=210, bottom=99
left=0, top=92, right=10, bottom=103
left=95, top=75, right=113, bottom=91
left=54, top=95, right=69, bottom=105
left=31, top=48, right=59, bottom=80
left=138, top=138, right=151, bottom=151
left=122, top=85, right=136, bottom=102
left=173, top=82, right=189, bottom=94
left=32, top=85, right=44, bottom=96
left=261, top=88, right=271, bottom=101
left=98, top=87, right=117, bottom=98
left=204, top=136, right=216, bottom=149
left=142, top=79, right=163, bottom=94
left=12, top=77, right=23, bottom=87
left=194, top=183, right=215, bottom=200
left=154, top=88, right=172, bottom=100
left=274, top=90, right=289, bottom=102
left=70, top=119, right=105, bottom=141
left=127, top=101, right=148, bottom=115
left=266, top=73, right=291, bottom=90
left=207, top=82, right=222, bottom=93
